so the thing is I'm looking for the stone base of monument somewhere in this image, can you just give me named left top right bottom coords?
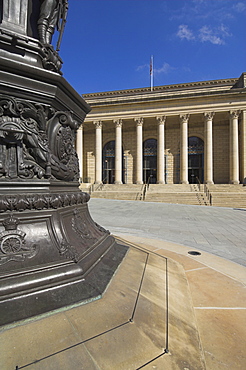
left=0, top=241, right=205, bottom=369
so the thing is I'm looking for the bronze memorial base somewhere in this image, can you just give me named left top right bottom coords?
left=0, top=1, right=128, bottom=325
left=0, top=183, right=128, bottom=326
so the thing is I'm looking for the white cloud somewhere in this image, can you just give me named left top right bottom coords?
left=176, top=23, right=231, bottom=45
left=219, top=24, right=231, bottom=37
left=233, top=2, right=246, bottom=13
left=198, top=24, right=232, bottom=45
left=177, top=25, right=195, bottom=41
left=154, top=63, right=174, bottom=74
left=136, top=61, right=174, bottom=76
left=136, top=64, right=148, bottom=72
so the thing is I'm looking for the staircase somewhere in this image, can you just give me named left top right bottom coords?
left=89, top=184, right=144, bottom=201
left=207, top=184, right=246, bottom=208
left=144, top=184, right=205, bottom=206
left=80, top=183, right=246, bottom=208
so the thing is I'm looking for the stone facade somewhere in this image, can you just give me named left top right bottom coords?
left=77, top=73, right=246, bottom=185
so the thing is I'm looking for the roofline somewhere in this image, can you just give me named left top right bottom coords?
left=83, top=77, right=239, bottom=99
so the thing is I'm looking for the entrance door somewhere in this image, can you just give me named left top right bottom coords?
left=102, top=141, right=124, bottom=184
left=143, top=139, right=157, bottom=184
left=103, top=141, right=115, bottom=184
left=188, top=137, right=204, bottom=184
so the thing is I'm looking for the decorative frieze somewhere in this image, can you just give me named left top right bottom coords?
left=0, top=191, right=89, bottom=213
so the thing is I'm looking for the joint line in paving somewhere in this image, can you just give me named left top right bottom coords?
left=130, top=253, right=149, bottom=322
left=15, top=321, right=130, bottom=369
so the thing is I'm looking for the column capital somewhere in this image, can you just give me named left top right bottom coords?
left=114, top=119, right=123, bottom=128
left=156, top=116, right=166, bottom=125
left=204, top=112, right=215, bottom=121
left=93, top=120, right=102, bottom=129
left=179, top=114, right=190, bottom=124
left=229, top=110, right=241, bottom=120
left=134, top=117, right=144, bottom=126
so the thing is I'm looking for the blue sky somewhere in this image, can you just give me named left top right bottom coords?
left=58, top=0, right=246, bottom=94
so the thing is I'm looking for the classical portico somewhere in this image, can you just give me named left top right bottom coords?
left=77, top=74, right=246, bottom=186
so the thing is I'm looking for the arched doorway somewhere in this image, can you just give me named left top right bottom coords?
left=188, top=136, right=204, bottom=184
left=143, top=139, right=157, bottom=184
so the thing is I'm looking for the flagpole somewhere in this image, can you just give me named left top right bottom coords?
left=150, top=55, right=154, bottom=91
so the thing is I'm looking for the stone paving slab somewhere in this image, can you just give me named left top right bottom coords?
left=88, top=199, right=246, bottom=266
left=115, top=236, right=246, bottom=369
left=0, top=244, right=205, bottom=370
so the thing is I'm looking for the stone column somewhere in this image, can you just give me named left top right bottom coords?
left=94, top=120, right=102, bottom=184
left=76, top=125, right=83, bottom=182
left=135, top=117, right=144, bottom=184
left=180, top=114, right=189, bottom=184
left=229, top=111, right=240, bottom=184
left=156, top=116, right=166, bottom=184
left=204, top=112, right=214, bottom=184
left=241, top=110, right=246, bottom=184
left=114, top=119, right=123, bottom=184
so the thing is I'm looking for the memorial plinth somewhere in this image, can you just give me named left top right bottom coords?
left=0, top=0, right=128, bottom=326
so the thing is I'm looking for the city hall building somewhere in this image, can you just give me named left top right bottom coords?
left=76, top=73, right=246, bottom=186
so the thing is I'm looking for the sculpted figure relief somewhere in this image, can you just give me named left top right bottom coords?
left=38, top=0, right=68, bottom=49
left=0, top=95, right=79, bottom=182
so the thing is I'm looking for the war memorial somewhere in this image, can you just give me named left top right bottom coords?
left=0, top=1, right=245, bottom=369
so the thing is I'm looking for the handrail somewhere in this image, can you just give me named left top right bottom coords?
left=204, top=183, right=212, bottom=206
left=196, top=176, right=201, bottom=192
left=142, top=175, right=152, bottom=200
left=88, top=176, right=108, bottom=194
left=142, top=183, right=147, bottom=200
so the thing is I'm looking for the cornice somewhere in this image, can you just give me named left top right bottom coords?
left=84, top=87, right=246, bottom=111
left=83, top=77, right=239, bottom=101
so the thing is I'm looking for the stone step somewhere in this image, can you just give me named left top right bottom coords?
left=208, top=184, right=246, bottom=192
left=91, top=191, right=142, bottom=201
left=87, top=183, right=246, bottom=208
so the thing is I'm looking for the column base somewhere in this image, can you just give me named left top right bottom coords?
left=230, top=180, right=240, bottom=185
left=114, top=181, right=123, bottom=185
left=157, top=181, right=166, bottom=184
left=180, top=181, right=189, bottom=184
left=204, top=181, right=214, bottom=184
left=136, top=181, right=143, bottom=185
left=94, top=181, right=102, bottom=184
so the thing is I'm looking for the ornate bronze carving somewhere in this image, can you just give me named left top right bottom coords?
left=72, top=208, right=96, bottom=241
left=0, top=215, right=38, bottom=265
left=0, top=0, right=128, bottom=326
left=0, top=95, right=81, bottom=183
left=59, top=239, right=79, bottom=263
left=0, top=192, right=89, bottom=213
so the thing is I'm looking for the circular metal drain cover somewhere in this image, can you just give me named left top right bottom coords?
left=188, top=251, right=201, bottom=256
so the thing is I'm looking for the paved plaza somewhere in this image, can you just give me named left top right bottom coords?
left=88, top=199, right=246, bottom=266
